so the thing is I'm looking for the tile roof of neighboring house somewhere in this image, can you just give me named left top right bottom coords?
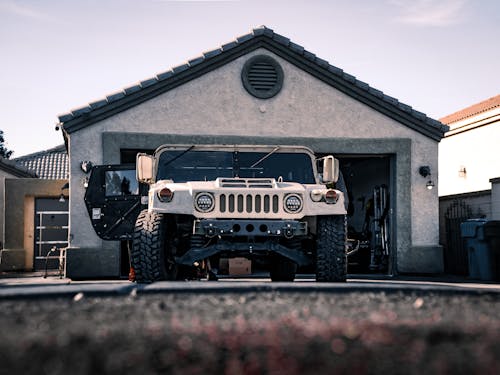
left=440, top=94, right=500, bottom=125
left=0, top=157, right=37, bottom=178
left=58, top=25, right=448, bottom=141
left=14, top=144, right=68, bottom=180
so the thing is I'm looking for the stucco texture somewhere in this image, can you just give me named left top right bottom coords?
left=68, top=48, right=441, bottom=273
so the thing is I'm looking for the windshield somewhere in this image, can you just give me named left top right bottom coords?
left=156, top=150, right=315, bottom=184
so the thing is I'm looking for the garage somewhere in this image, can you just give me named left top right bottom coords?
left=57, top=26, right=447, bottom=279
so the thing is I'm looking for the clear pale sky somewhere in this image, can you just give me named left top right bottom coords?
left=1, top=0, right=499, bottom=157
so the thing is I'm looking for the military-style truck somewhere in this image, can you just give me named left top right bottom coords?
left=84, top=145, right=347, bottom=282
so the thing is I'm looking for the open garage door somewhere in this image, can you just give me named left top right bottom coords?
left=338, top=155, right=394, bottom=275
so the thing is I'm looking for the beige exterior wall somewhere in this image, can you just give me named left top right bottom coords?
left=68, top=48, right=441, bottom=273
left=0, top=178, right=67, bottom=271
left=439, top=107, right=500, bottom=196
left=0, top=169, right=19, bottom=249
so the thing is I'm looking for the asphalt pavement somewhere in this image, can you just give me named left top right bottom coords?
left=1, top=272, right=499, bottom=300
left=0, top=272, right=499, bottom=374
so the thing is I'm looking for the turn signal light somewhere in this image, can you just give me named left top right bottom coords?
left=158, top=188, right=174, bottom=202
left=325, top=190, right=338, bottom=204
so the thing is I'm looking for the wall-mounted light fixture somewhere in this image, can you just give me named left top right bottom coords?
left=458, top=166, right=467, bottom=178
left=80, top=160, right=93, bottom=174
left=59, top=182, right=69, bottom=203
left=419, top=166, right=434, bottom=190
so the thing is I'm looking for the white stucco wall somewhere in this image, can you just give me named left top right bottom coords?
left=68, top=48, right=440, bottom=270
left=439, top=107, right=500, bottom=196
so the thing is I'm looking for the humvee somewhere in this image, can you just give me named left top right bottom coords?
left=84, top=145, right=347, bottom=282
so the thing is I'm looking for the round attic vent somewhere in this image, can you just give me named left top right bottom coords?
left=241, top=55, right=284, bottom=99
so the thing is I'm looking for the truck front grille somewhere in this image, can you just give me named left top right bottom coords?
left=219, top=193, right=280, bottom=214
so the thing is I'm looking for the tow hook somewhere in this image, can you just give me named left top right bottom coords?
left=206, top=224, right=217, bottom=238
left=284, top=224, right=294, bottom=239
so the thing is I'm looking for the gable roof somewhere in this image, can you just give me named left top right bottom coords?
left=14, top=144, right=68, bottom=180
left=0, top=157, right=37, bottom=178
left=58, top=26, right=448, bottom=141
left=440, top=94, right=500, bottom=125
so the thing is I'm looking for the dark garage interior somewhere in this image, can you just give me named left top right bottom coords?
left=339, top=155, right=392, bottom=275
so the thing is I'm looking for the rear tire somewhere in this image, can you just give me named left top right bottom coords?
left=131, top=210, right=177, bottom=283
left=316, top=215, right=347, bottom=282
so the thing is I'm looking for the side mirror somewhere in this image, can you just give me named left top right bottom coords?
left=136, top=153, right=154, bottom=183
left=322, top=156, right=339, bottom=184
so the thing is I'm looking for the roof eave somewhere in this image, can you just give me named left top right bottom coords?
left=60, top=29, right=447, bottom=141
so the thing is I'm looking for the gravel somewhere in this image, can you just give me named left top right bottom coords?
left=0, top=290, right=499, bottom=374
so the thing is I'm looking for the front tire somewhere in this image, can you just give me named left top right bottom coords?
left=131, top=210, right=177, bottom=283
left=316, top=215, right=347, bottom=282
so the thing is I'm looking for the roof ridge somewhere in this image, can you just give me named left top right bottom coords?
left=58, top=25, right=448, bottom=140
left=13, top=144, right=66, bottom=161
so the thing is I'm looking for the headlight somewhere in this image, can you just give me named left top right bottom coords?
left=195, top=193, right=215, bottom=212
left=284, top=194, right=303, bottom=213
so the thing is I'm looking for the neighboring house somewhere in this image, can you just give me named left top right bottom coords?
left=0, top=145, right=69, bottom=271
left=57, top=26, right=448, bottom=279
left=438, top=94, right=500, bottom=274
left=0, top=158, right=36, bottom=250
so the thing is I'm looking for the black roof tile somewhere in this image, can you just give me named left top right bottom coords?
left=289, top=41, right=305, bottom=54
left=368, top=87, right=384, bottom=98
left=172, top=63, right=189, bottom=74
left=315, top=57, right=330, bottom=68
left=89, top=99, right=109, bottom=109
left=140, top=78, right=157, bottom=88
left=106, top=91, right=125, bottom=103
left=262, top=27, right=274, bottom=37
left=123, top=85, right=142, bottom=94
left=236, top=33, right=253, bottom=43
left=252, top=26, right=266, bottom=36
left=72, top=106, right=91, bottom=117
left=328, top=65, right=343, bottom=76
left=221, top=41, right=238, bottom=51
left=342, top=72, right=356, bottom=83
left=303, top=50, right=316, bottom=61
left=156, top=70, right=174, bottom=81
left=188, top=56, right=205, bottom=67
left=383, top=95, right=399, bottom=105
left=203, top=48, right=222, bottom=59
left=272, top=33, right=290, bottom=46
left=398, top=103, right=413, bottom=113
left=355, top=80, right=370, bottom=90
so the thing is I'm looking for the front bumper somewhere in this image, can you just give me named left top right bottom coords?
left=193, top=219, right=307, bottom=238
left=175, top=219, right=310, bottom=267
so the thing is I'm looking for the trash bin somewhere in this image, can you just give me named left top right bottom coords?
left=460, top=220, right=500, bottom=281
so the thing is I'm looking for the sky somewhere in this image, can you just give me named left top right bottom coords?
left=0, top=0, right=499, bottom=157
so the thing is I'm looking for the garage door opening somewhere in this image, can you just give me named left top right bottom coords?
left=338, top=155, right=393, bottom=275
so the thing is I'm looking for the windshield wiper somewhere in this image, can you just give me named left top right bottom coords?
left=250, top=146, right=281, bottom=168
left=161, top=145, right=195, bottom=168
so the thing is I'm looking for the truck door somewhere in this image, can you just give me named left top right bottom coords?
left=84, top=164, right=147, bottom=240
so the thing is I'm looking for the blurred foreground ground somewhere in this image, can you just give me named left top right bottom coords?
left=0, top=289, right=498, bottom=374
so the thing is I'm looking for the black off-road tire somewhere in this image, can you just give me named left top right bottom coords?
left=270, top=255, right=297, bottom=282
left=131, top=209, right=176, bottom=283
left=316, top=215, right=347, bottom=282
